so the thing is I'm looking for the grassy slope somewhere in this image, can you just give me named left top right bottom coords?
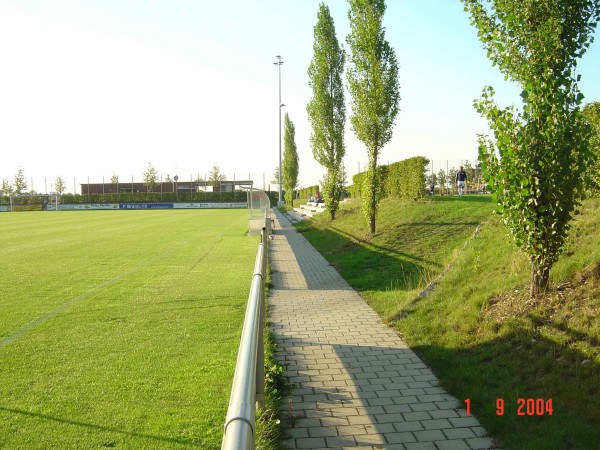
left=298, top=195, right=600, bottom=450
left=0, top=210, right=257, bottom=449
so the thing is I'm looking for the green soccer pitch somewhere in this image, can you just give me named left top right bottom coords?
left=0, top=210, right=258, bottom=449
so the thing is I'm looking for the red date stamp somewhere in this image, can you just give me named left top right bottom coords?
left=464, top=398, right=553, bottom=416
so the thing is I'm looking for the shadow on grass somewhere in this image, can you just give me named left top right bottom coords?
left=278, top=211, right=484, bottom=294
left=408, top=327, right=600, bottom=450
left=0, top=406, right=202, bottom=447
left=274, top=222, right=430, bottom=292
left=433, top=194, right=494, bottom=204
left=279, top=327, right=599, bottom=449
left=528, top=314, right=600, bottom=348
left=328, top=226, right=439, bottom=266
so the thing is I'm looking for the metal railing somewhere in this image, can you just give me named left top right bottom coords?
left=222, top=210, right=271, bottom=450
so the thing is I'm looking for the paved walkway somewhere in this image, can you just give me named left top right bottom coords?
left=268, top=209, right=496, bottom=450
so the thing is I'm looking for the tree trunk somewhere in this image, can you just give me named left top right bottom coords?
left=369, top=158, right=378, bottom=234
left=329, top=184, right=336, bottom=220
left=530, top=263, right=550, bottom=297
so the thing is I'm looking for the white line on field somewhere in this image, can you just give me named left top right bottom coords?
left=0, top=236, right=205, bottom=349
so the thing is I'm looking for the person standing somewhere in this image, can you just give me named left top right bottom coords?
left=456, top=166, right=468, bottom=196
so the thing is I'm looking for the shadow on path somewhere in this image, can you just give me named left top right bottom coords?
left=277, top=338, right=491, bottom=449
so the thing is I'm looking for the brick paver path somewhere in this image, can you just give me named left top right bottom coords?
left=269, top=210, right=496, bottom=450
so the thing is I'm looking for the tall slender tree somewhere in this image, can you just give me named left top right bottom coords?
left=209, top=163, right=225, bottom=189
left=13, top=167, right=27, bottom=194
left=463, top=0, right=599, bottom=296
left=282, top=113, right=299, bottom=205
left=583, top=101, right=600, bottom=194
left=307, top=2, right=346, bottom=219
left=142, top=163, right=158, bottom=192
left=346, top=0, right=400, bottom=233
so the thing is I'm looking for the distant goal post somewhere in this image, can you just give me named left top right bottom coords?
left=0, top=193, right=61, bottom=212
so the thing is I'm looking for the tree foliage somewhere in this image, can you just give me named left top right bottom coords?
left=437, top=169, right=448, bottom=191
left=142, top=163, right=158, bottom=192
left=53, top=177, right=67, bottom=194
left=13, top=167, right=27, bottom=194
left=350, top=157, right=428, bottom=200
left=307, top=2, right=346, bottom=219
left=282, top=113, right=299, bottom=205
left=463, top=0, right=600, bottom=296
left=208, top=163, right=225, bottom=188
left=2, top=178, right=14, bottom=196
left=582, top=101, right=600, bottom=194
left=346, top=0, right=400, bottom=233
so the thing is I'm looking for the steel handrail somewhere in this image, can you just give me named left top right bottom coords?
left=222, top=209, right=270, bottom=450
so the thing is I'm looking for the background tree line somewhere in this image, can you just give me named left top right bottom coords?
left=1, top=162, right=234, bottom=198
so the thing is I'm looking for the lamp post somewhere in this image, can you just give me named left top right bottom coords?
left=273, top=55, right=284, bottom=207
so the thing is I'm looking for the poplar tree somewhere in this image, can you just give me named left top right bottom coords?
left=346, top=0, right=400, bottom=233
left=307, top=2, right=346, bottom=219
left=283, top=113, right=299, bottom=205
left=142, top=162, right=158, bottom=192
left=463, top=0, right=599, bottom=296
left=583, top=101, right=600, bottom=194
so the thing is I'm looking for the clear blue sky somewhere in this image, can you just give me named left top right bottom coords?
left=1, top=0, right=599, bottom=193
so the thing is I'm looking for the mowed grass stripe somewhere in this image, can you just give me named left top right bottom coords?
left=0, top=210, right=257, bottom=449
left=0, top=211, right=242, bottom=338
left=0, top=232, right=205, bottom=349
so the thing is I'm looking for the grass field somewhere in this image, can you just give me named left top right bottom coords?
left=298, top=195, right=600, bottom=449
left=0, top=210, right=258, bottom=449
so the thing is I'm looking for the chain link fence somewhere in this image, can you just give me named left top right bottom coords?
left=425, top=159, right=487, bottom=195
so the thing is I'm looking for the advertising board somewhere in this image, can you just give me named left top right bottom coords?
left=43, top=202, right=247, bottom=211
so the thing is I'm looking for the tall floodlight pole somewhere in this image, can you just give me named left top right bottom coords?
left=273, top=55, right=284, bottom=207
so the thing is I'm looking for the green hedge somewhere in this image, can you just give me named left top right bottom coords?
left=265, top=191, right=278, bottom=206
left=348, top=156, right=429, bottom=200
left=298, top=185, right=320, bottom=201
left=0, top=191, right=277, bottom=207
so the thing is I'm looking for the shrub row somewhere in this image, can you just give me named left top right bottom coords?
left=348, top=156, right=429, bottom=200
left=297, top=185, right=320, bottom=201
left=63, top=191, right=250, bottom=204
left=0, top=191, right=266, bottom=206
